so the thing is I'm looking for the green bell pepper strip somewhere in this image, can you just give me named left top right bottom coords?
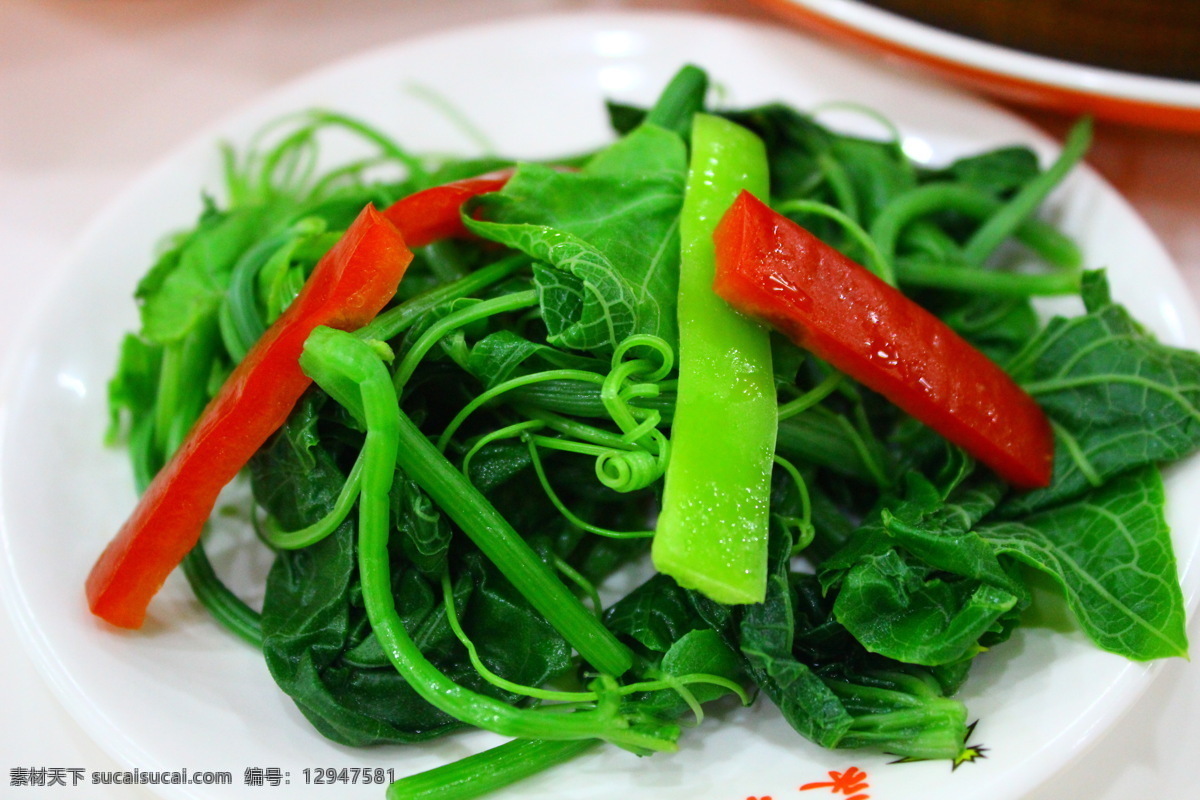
left=652, top=113, right=777, bottom=605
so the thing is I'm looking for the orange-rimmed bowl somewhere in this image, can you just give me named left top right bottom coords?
left=748, top=0, right=1200, bottom=131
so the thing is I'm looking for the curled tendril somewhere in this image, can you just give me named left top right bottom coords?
left=773, top=455, right=816, bottom=556
left=523, top=434, right=653, bottom=540
left=612, top=334, right=675, bottom=382
left=594, top=430, right=670, bottom=493
left=590, top=334, right=674, bottom=491
left=225, top=110, right=426, bottom=207
left=442, top=332, right=674, bottom=538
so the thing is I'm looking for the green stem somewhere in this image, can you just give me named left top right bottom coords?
left=392, top=290, right=539, bottom=391
left=261, top=451, right=364, bottom=549
left=217, top=228, right=295, bottom=361
left=439, top=570, right=598, bottom=703
left=391, top=405, right=634, bottom=674
left=356, top=254, right=528, bottom=342
left=816, top=150, right=861, bottom=223
left=896, top=257, right=1082, bottom=297
left=180, top=540, right=262, bottom=647
left=775, top=409, right=889, bottom=487
left=299, top=110, right=426, bottom=178
left=386, top=739, right=599, bottom=800
left=301, top=327, right=668, bottom=749
left=517, top=406, right=635, bottom=451
left=153, top=316, right=220, bottom=461
left=435, top=369, right=606, bottom=451
left=870, top=181, right=1082, bottom=269
left=508, top=379, right=675, bottom=419
left=778, top=370, right=843, bottom=421
left=962, top=119, right=1092, bottom=266
left=346, top=329, right=635, bottom=673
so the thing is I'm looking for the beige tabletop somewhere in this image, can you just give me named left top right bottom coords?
left=3, top=1, right=1198, bottom=798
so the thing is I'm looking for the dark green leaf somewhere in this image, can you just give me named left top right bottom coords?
left=604, top=574, right=706, bottom=654
left=981, top=465, right=1188, bottom=660
left=138, top=204, right=276, bottom=344
left=1008, top=271, right=1200, bottom=512
left=739, top=533, right=854, bottom=748
left=832, top=549, right=1019, bottom=666
left=929, top=146, right=1041, bottom=195
left=469, top=125, right=686, bottom=350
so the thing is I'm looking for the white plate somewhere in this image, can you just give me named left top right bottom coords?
left=748, top=0, right=1200, bottom=131
left=2, top=10, right=1199, bottom=800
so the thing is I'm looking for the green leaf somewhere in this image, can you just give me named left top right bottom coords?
left=739, top=533, right=854, bottom=748
left=465, top=223, right=638, bottom=352
left=469, top=125, right=687, bottom=350
left=829, top=135, right=917, bottom=224
left=723, top=104, right=830, bottom=203
left=818, top=474, right=1023, bottom=666
left=604, top=573, right=705, bottom=654
left=106, top=333, right=162, bottom=440
left=466, top=330, right=602, bottom=387
left=660, top=629, right=743, bottom=704
left=1008, top=270, right=1200, bottom=513
left=832, top=549, right=1020, bottom=666
left=820, top=474, right=1017, bottom=595
left=641, top=64, right=709, bottom=141
left=736, top=533, right=971, bottom=759
left=939, top=294, right=1041, bottom=366
left=253, top=398, right=572, bottom=747
left=391, top=473, right=451, bottom=577
left=138, top=204, right=275, bottom=344
left=929, top=146, right=1041, bottom=195
left=980, top=465, right=1188, bottom=660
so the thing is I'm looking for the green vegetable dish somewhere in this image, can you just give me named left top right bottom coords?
left=103, top=66, right=1196, bottom=799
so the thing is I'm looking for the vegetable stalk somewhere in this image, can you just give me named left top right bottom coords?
left=388, top=404, right=634, bottom=676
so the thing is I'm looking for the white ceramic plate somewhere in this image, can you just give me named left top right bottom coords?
left=2, top=10, right=1199, bottom=800
left=748, top=0, right=1200, bottom=131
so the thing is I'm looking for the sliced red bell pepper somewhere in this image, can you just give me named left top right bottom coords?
left=87, top=204, right=412, bottom=629
left=382, top=169, right=513, bottom=248
left=713, top=191, right=1053, bottom=490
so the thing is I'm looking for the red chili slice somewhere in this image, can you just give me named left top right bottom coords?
left=382, top=169, right=513, bottom=247
left=87, top=204, right=412, bottom=628
left=713, top=191, right=1053, bottom=490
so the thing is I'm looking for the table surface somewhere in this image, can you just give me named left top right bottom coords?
left=3, top=1, right=1199, bottom=798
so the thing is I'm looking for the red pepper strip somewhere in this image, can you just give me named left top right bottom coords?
left=381, top=169, right=513, bottom=248
left=713, top=191, right=1053, bottom=490
left=87, top=204, right=413, bottom=628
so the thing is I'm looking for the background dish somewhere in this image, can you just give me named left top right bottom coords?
left=2, top=10, right=1199, bottom=800
left=747, top=0, right=1200, bottom=131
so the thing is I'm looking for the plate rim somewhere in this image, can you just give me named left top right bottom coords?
left=748, top=0, right=1200, bottom=131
